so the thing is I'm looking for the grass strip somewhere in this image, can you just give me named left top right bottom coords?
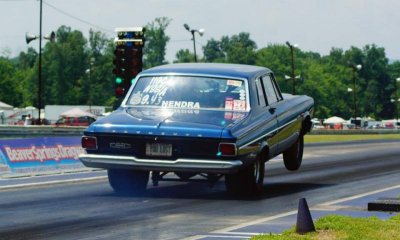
left=305, top=134, right=400, bottom=143
left=252, top=214, right=400, bottom=240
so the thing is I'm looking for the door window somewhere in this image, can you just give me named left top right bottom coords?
left=255, top=78, right=266, bottom=106
left=262, top=75, right=279, bottom=105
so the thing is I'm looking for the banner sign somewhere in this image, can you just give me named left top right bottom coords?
left=0, top=137, right=85, bottom=175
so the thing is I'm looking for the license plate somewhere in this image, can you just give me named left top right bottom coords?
left=145, top=143, right=173, bottom=157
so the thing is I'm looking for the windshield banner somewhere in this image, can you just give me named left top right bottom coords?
left=0, top=137, right=85, bottom=176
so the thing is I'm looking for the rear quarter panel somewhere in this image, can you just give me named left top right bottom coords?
left=274, top=94, right=314, bottom=152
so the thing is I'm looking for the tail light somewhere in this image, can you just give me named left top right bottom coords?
left=82, top=136, right=97, bottom=150
left=218, top=143, right=237, bottom=156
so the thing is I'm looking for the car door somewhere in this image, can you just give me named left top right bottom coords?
left=255, top=76, right=279, bottom=157
left=261, top=74, right=300, bottom=153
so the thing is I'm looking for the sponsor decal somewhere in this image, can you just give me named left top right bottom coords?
left=225, top=97, right=234, bottom=111
left=227, top=80, right=242, bottom=87
left=161, top=101, right=200, bottom=108
left=233, top=100, right=246, bottom=111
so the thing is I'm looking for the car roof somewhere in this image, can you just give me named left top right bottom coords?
left=140, top=63, right=271, bottom=80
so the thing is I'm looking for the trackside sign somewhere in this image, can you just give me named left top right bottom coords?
left=3, top=145, right=82, bottom=162
left=0, top=137, right=85, bottom=176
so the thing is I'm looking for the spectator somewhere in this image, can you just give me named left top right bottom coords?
left=24, top=114, right=32, bottom=126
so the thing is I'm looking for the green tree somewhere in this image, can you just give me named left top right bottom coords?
left=144, top=17, right=171, bottom=68
left=203, top=39, right=225, bottom=62
left=0, top=57, right=19, bottom=106
left=388, top=61, right=400, bottom=120
left=360, top=45, right=391, bottom=119
left=173, top=49, right=195, bottom=63
left=41, top=25, right=88, bottom=105
left=256, top=44, right=293, bottom=93
left=203, top=32, right=257, bottom=64
left=2, top=24, right=399, bottom=121
left=83, top=29, right=114, bottom=106
left=388, top=61, right=400, bottom=102
left=223, top=33, right=257, bottom=64
left=14, top=47, right=38, bottom=107
left=18, top=47, right=37, bottom=69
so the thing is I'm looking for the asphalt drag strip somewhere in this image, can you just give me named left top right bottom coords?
left=185, top=184, right=400, bottom=240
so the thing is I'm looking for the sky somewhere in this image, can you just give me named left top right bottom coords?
left=1, top=0, right=400, bottom=62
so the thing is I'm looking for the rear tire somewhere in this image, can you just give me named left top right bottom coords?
left=283, top=135, right=304, bottom=171
left=225, top=156, right=265, bottom=196
left=108, top=169, right=149, bottom=195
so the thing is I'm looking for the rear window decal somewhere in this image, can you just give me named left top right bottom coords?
left=227, top=80, right=242, bottom=87
left=225, top=97, right=234, bottom=110
left=161, top=101, right=200, bottom=108
left=233, top=100, right=246, bottom=111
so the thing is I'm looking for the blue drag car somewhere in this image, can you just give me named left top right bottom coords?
left=79, top=63, right=314, bottom=195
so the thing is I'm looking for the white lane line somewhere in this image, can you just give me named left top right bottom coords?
left=200, top=235, right=250, bottom=239
left=212, top=210, right=298, bottom=233
left=0, top=170, right=105, bottom=180
left=216, top=232, right=259, bottom=236
left=183, top=235, right=251, bottom=240
left=319, top=184, right=400, bottom=206
left=0, top=176, right=107, bottom=190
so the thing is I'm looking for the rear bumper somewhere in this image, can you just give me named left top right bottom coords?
left=79, top=154, right=243, bottom=174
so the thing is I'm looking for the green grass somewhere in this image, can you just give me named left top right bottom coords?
left=252, top=214, right=400, bottom=240
left=305, top=134, right=400, bottom=143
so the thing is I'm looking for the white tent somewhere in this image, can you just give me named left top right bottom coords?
left=0, top=101, right=13, bottom=110
left=323, top=116, right=346, bottom=124
left=59, top=107, right=96, bottom=118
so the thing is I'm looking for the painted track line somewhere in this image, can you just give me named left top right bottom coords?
left=319, top=184, right=400, bottom=206
left=203, top=235, right=250, bottom=239
left=212, top=210, right=298, bottom=234
left=184, top=234, right=254, bottom=240
left=0, top=176, right=107, bottom=190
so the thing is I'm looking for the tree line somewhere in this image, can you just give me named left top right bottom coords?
left=1, top=17, right=399, bottom=120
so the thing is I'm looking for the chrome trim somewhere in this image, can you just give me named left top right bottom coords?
left=121, top=73, right=251, bottom=112
left=79, top=154, right=243, bottom=173
left=239, top=117, right=299, bottom=150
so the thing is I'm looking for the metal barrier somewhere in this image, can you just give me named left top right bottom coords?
left=0, top=125, right=84, bottom=138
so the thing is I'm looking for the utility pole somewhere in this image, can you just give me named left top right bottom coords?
left=285, top=41, right=300, bottom=95
left=183, top=24, right=204, bottom=62
left=38, top=0, right=43, bottom=124
left=26, top=0, right=55, bottom=124
left=393, top=78, right=400, bottom=127
left=349, top=64, right=362, bottom=120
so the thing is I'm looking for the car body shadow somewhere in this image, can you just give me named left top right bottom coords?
left=105, top=179, right=333, bottom=201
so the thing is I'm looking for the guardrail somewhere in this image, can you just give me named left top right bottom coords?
left=311, top=129, right=400, bottom=135
left=0, top=125, right=85, bottom=138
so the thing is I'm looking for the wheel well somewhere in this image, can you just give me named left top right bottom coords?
left=260, top=146, right=270, bottom=163
left=302, top=115, right=312, bottom=135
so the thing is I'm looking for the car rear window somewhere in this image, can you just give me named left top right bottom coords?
left=127, top=76, right=248, bottom=111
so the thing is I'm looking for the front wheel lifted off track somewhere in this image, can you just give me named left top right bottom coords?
left=108, top=169, right=149, bottom=195
left=283, top=134, right=304, bottom=171
left=225, top=157, right=265, bottom=196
